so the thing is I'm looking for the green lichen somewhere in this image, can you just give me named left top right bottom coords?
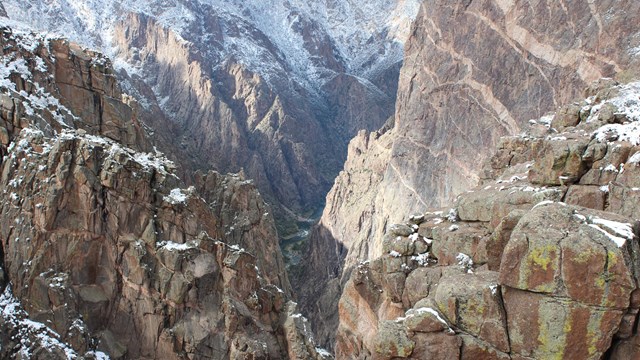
left=529, top=244, right=557, bottom=271
left=521, top=244, right=558, bottom=292
left=606, top=250, right=619, bottom=271
left=573, top=248, right=596, bottom=264
left=586, top=312, right=604, bottom=357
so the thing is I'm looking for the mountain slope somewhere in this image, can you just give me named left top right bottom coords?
left=334, top=78, right=640, bottom=359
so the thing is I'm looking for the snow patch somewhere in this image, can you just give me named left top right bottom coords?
left=157, top=240, right=198, bottom=251
left=411, top=252, right=434, bottom=267
left=629, top=152, right=640, bottom=164
left=592, top=81, right=640, bottom=144
left=456, top=253, right=473, bottom=272
left=164, top=187, right=190, bottom=204
left=573, top=211, right=635, bottom=248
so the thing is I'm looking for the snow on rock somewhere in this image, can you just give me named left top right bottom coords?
left=590, top=217, right=635, bottom=248
left=628, top=151, right=640, bottom=164
left=592, top=81, right=640, bottom=145
left=572, top=211, right=636, bottom=248
left=0, top=285, right=85, bottom=359
left=411, top=252, right=434, bottom=267
left=0, top=32, right=78, bottom=127
left=396, top=307, right=455, bottom=334
left=2, top=0, right=420, bottom=92
left=456, top=253, right=473, bottom=272
left=164, top=187, right=192, bottom=204
left=533, top=200, right=557, bottom=209
left=157, top=240, right=198, bottom=251
left=315, top=347, right=333, bottom=359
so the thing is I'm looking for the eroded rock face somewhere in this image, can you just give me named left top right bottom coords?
left=301, top=0, right=640, bottom=346
left=333, top=79, right=640, bottom=358
left=0, top=27, right=328, bottom=360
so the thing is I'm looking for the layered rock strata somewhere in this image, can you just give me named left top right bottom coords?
left=334, top=79, right=640, bottom=359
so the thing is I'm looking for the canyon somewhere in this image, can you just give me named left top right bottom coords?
left=1, top=0, right=420, bottom=238
left=1, top=0, right=640, bottom=359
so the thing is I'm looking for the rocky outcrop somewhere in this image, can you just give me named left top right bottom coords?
left=300, top=0, right=640, bottom=346
left=333, top=79, right=640, bottom=358
left=0, top=27, right=329, bottom=359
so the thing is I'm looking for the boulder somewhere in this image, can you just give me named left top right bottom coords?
left=551, top=103, right=582, bottom=130
left=503, top=286, right=624, bottom=360
left=431, top=222, right=490, bottom=266
left=564, top=185, right=607, bottom=210
left=373, top=320, right=415, bottom=359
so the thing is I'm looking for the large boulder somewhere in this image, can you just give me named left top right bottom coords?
left=500, top=202, right=640, bottom=359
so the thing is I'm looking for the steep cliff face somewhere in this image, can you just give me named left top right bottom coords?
left=299, top=0, right=640, bottom=346
left=0, top=26, right=328, bottom=359
left=2, top=0, right=420, bottom=235
left=334, top=79, right=640, bottom=359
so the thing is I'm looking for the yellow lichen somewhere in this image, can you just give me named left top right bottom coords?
left=537, top=302, right=567, bottom=360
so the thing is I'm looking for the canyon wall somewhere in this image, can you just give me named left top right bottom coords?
left=2, top=0, right=419, bottom=235
left=334, top=78, right=640, bottom=359
left=298, top=0, right=640, bottom=347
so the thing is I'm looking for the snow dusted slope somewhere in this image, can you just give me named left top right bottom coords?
left=2, top=0, right=419, bottom=91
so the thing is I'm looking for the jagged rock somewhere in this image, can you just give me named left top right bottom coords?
left=503, top=286, right=624, bottom=359
left=459, top=334, right=511, bottom=360
left=401, top=267, right=442, bottom=307
left=608, top=184, right=640, bottom=219
left=456, top=184, right=564, bottom=228
left=0, top=29, right=329, bottom=359
left=528, top=137, right=592, bottom=185
left=579, top=141, right=633, bottom=185
left=431, top=222, right=490, bottom=266
left=486, top=210, right=525, bottom=271
left=551, top=103, right=582, bottom=130
left=403, top=298, right=453, bottom=333
left=301, top=1, right=640, bottom=345
left=334, top=78, right=640, bottom=359
left=409, top=332, right=461, bottom=360
left=609, top=333, right=640, bottom=360
left=389, top=224, right=414, bottom=237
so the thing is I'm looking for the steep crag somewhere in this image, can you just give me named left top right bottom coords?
left=0, top=26, right=328, bottom=359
